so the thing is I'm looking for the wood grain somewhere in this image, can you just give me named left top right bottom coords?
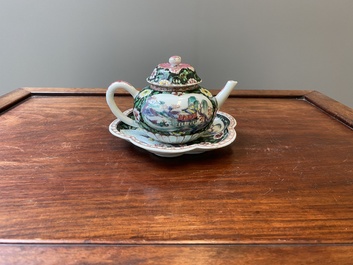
left=0, top=88, right=352, bottom=263
left=1, top=244, right=353, bottom=265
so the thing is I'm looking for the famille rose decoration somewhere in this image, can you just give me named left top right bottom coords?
left=106, top=56, right=237, bottom=145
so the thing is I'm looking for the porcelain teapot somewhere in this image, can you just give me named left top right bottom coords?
left=106, top=56, right=237, bottom=144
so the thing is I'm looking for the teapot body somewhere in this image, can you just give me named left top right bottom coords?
left=133, top=85, right=218, bottom=137
left=106, top=56, right=237, bottom=144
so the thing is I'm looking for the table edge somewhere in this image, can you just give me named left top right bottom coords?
left=1, top=88, right=352, bottom=129
left=2, top=243, right=353, bottom=265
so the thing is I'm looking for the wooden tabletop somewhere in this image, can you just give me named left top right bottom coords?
left=1, top=88, right=353, bottom=264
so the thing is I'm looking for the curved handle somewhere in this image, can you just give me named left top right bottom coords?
left=106, top=81, right=139, bottom=127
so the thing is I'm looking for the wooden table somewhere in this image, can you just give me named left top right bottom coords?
left=1, top=88, right=353, bottom=264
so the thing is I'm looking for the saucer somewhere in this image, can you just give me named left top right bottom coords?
left=109, top=109, right=237, bottom=157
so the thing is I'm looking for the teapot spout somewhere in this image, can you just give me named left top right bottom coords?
left=215, top=80, right=238, bottom=109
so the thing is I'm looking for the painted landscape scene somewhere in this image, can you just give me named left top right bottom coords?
left=141, top=94, right=214, bottom=134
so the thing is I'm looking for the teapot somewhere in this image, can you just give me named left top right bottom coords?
left=106, top=55, right=237, bottom=144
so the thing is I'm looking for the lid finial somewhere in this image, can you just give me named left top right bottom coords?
left=169, top=56, right=181, bottom=67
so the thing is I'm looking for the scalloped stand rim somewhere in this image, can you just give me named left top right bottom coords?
left=109, top=109, right=237, bottom=157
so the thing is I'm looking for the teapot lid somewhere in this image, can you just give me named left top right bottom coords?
left=147, top=56, right=202, bottom=87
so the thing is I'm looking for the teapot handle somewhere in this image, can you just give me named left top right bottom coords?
left=106, top=81, right=140, bottom=128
